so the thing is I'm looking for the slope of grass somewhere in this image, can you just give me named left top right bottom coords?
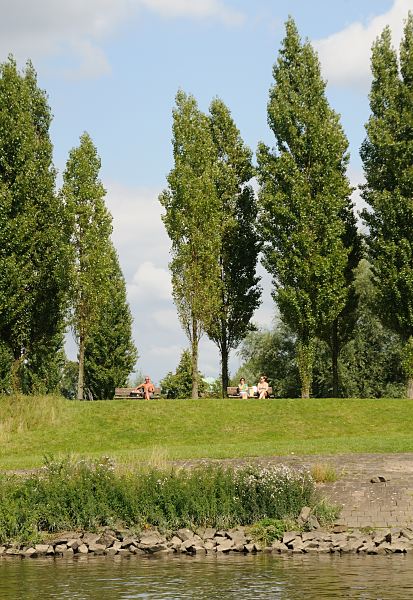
left=0, top=395, right=413, bottom=469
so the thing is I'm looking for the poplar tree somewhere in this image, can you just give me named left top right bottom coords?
left=0, top=57, right=69, bottom=392
left=62, top=133, right=112, bottom=400
left=257, top=18, right=356, bottom=398
left=361, top=14, right=413, bottom=397
left=84, top=244, right=137, bottom=399
left=159, top=91, right=221, bottom=399
left=205, top=98, right=261, bottom=396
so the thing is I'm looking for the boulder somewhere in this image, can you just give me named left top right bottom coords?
left=176, top=528, right=194, bottom=542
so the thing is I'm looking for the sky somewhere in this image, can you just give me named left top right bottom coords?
left=1, top=0, right=412, bottom=383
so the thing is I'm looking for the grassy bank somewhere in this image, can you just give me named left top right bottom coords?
left=1, top=395, right=413, bottom=469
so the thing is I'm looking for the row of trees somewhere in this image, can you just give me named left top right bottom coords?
left=161, top=14, right=413, bottom=399
left=0, top=58, right=136, bottom=399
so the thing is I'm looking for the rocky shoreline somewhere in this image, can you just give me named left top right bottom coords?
left=2, top=523, right=413, bottom=558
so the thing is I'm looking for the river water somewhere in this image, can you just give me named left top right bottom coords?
left=0, top=554, right=412, bottom=599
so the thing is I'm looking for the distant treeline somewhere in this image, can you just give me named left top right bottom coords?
left=159, top=15, right=413, bottom=399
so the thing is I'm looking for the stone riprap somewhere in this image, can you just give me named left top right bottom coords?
left=2, top=524, right=413, bottom=559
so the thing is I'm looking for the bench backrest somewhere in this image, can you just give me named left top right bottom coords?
left=114, top=387, right=161, bottom=398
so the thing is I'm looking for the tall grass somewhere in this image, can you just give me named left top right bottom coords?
left=0, top=457, right=321, bottom=544
left=0, top=395, right=66, bottom=444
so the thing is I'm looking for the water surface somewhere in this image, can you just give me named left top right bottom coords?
left=0, top=553, right=411, bottom=599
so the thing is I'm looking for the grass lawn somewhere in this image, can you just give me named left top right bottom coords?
left=1, top=394, right=413, bottom=469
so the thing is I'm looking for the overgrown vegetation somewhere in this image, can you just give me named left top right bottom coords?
left=0, top=458, right=323, bottom=544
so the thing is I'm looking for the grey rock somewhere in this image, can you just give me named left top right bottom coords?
left=67, top=538, right=81, bottom=550
left=82, top=533, right=100, bottom=545
left=176, top=528, right=194, bottom=542
left=88, top=543, right=106, bottom=555
left=34, top=544, right=50, bottom=555
left=216, top=539, right=234, bottom=553
left=54, top=544, right=68, bottom=553
left=77, top=544, right=89, bottom=554
left=282, top=531, right=298, bottom=545
left=298, top=506, right=312, bottom=523
left=307, top=515, right=320, bottom=530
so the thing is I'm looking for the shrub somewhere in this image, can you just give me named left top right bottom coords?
left=0, top=458, right=323, bottom=544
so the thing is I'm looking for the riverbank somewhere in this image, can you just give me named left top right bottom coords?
left=2, top=523, right=413, bottom=559
left=2, top=394, right=413, bottom=469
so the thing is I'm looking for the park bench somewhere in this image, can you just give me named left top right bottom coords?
left=227, top=386, right=273, bottom=398
left=114, top=387, right=161, bottom=399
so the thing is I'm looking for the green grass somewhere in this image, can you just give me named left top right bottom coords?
left=1, top=394, right=413, bottom=469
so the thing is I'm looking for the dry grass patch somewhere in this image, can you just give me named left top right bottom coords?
left=310, top=463, right=339, bottom=483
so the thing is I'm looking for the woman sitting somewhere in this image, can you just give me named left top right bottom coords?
left=238, top=377, right=249, bottom=399
left=257, top=375, right=269, bottom=399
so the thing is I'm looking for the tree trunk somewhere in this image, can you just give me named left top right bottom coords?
left=331, top=320, right=339, bottom=398
left=11, top=353, right=23, bottom=394
left=191, top=321, right=198, bottom=399
left=221, top=345, right=229, bottom=398
left=297, top=339, right=314, bottom=399
left=407, top=377, right=413, bottom=399
left=77, top=334, right=85, bottom=400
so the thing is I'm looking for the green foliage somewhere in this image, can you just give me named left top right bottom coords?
left=205, top=98, right=261, bottom=394
left=0, top=57, right=70, bottom=391
left=84, top=245, right=137, bottom=399
left=160, top=349, right=206, bottom=398
left=59, top=359, right=78, bottom=400
left=257, top=18, right=356, bottom=397
left=62, top=132, right=113, bottom=400
left=361, top=15, right=413, bottom=395
left=237, top=262, right=404, bottom=398
left=0, top=458, right=319, bottom=543
left=249, top=518, right=288, bottom=545
left=160, top=91, right=222, bottom=398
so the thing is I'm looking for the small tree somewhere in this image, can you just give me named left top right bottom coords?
left=84, top=245, right=137, bottom=399
left=361, top=15, right=413, bottom=397
left=257, top=18, right=355, bottom=397
left=160, top=349, right=206, bottom=398
left=160, top=91, right=221, bottom=399
left=62, top=133, right=112, bottom=400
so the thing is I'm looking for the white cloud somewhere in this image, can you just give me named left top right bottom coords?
left=140, top=0, right=244, bottom=25
left=129, top=261, right=172, bottom=300
left=0, top=0, right=243, bottom=79
left=315, top=0, right=413, bottom=88
left=151, top=309, right=180, bottom=330
left=148, top=344, right=184, bottom=357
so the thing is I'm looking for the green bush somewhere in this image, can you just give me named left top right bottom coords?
left=0, top=458, right=321, bottom=544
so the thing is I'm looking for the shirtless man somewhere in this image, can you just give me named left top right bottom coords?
left=135, top=376, right=155, bottom=400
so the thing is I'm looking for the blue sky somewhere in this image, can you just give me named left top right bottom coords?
left=1, top=0, right=410, bottom=382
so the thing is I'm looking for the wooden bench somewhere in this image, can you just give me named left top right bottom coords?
left=114, top=387, right=161, bottom=399
left=227, top=386, right=273, bottom=398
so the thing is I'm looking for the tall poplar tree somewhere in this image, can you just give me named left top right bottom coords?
left=257, top=18, right=356, bottom=398
left=361, top=14, right=413, bottom=397
left=0, top=57, right=69, bottom=392
left=84, top=244, right=137, bottom=399
left=159, top=91, right=221, bottom=399
left=205, top=98, right=261, bottom=396
left=62, top=133, right=112, bottom=400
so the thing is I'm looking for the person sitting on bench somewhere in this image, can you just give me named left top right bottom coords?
left=135, top=376, right=155, bottom=399
left=257, top=375, right=269, bottom=399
